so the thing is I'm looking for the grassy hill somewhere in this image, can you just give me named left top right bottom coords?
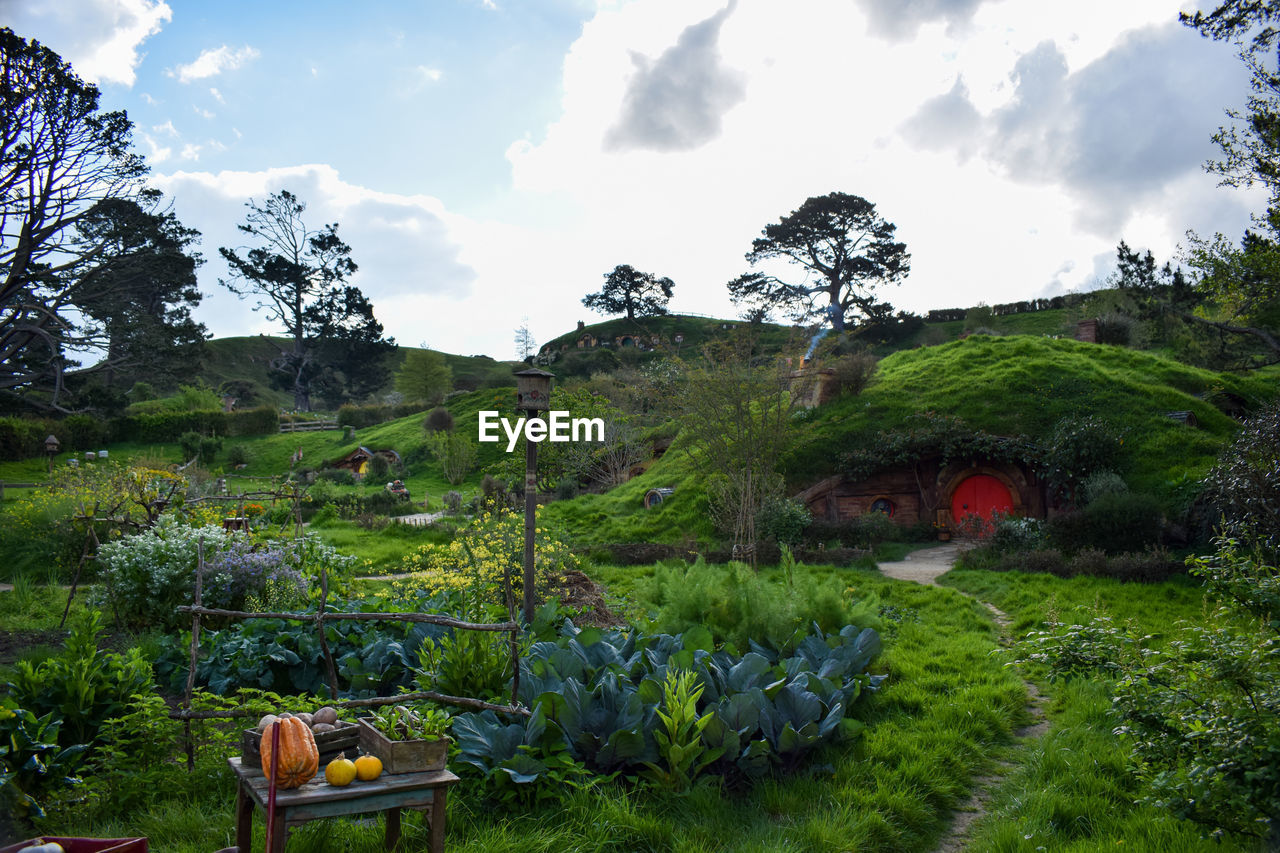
left=196, top=336, right=522, bottom=410
left=539, top=335, right=1277, bottom=546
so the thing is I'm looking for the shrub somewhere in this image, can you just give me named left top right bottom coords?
left=424, top=407, right=455, bottom=433
left=757, top=497, right=812, bottom=546
left=1066, top=547, right=1108, bottom=577
left=643, top=550, right=879, bottom=652
left=318, top=467, right=355, bottom=486
left=1081, top=470, right=1127, bottom=505
left=227, top=445, right=249, bottom=467
left=5, top=611, right=154, bottom=747
left=988, top=514, right=1046, bottom=553
left=1048, top=491, right=1163, bottom=554
left=826, top=352, right=878, bottom=397
left=366, top=452, right=390, bottom=480
left=198, top=435, right=222, bottom=464
left=443, top=491, right=463, bottom=514
left=999, top=548, right=1068, bottom=576
left=1039, top=414, right=1126, bottom=504
left=1094, top=311, right=1136, bottom=345
left=1203, top=400, right=1280, bottom=560
left=425, top=430, right=477, bottom=485
left=178, top=431, right=202, bottom=462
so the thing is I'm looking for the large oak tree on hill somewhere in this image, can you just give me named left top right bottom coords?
left=582, top=264, right=675, bottom=321
left=219, top=190, right=393, bottom=411
left=727, top=192, right=910, bottom=334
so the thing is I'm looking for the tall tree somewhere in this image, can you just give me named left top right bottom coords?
left=219, top=190, right=393, bottom=410
left=394, top=348, right=452, bottom=405
left=73, top=194, right=207, bottom=391
left=727, top=192, right=910, bottom=334
left=582, top=264, right=675, bottom=321
left=514, top=317, right=535, bottom=360
left=0, top=28, right=150, bottom=410
left=676, top=332, right=796, bottom=559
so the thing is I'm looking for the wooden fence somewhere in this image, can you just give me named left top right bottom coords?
left=279, top=420, right=340, bottom=433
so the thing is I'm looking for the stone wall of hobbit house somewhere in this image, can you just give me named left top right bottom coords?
left=795, top=456, right=1048, bottom=534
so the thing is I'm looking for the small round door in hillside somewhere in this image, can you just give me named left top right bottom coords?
left=950, top=474, right=1014, bottom=524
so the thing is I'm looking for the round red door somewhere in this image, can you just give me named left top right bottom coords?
left=950, top=474, right=1014, bottom=527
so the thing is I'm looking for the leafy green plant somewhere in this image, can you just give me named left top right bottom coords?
left=4, top=612, right=154, bottom=748
left=452, top=619, right=883, bottom=794
left=415, top=627, right=514, bottom=702
left=0, top=698, right=88, bottom=820
left=366, top=704, right=450, bottom=740
left=641, top=668, right=721, bottom=792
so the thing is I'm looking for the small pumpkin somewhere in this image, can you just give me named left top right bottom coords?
left=325, top=752, right=357, bottom=787
left=354, top=753, right=383, bottom=781
left=260, top=717, right=319, bottom=789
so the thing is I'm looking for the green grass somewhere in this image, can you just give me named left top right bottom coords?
left=29, top=564, right=1029, bottom=852
left=939, top=567, right=1257, bottom=852
left=308, top=517, right=454, bottom=575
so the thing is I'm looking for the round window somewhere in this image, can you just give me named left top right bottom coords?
left=869, top=498, right=895, bottom=517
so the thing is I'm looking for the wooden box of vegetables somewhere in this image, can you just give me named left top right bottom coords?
left=357, top=705, right=451, bottom=774
left=241, top=708, right=357, bottom=770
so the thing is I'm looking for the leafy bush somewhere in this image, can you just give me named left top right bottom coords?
left=318, top=467, right=355, bottom=486
left=988, top=514, right=1046, bottom=553
left=424, top=406, right=455, bottom=433
left=178, top=430, right=202, bottom=462
left=452, top=619, right=884, bottom=796
left=1018, top=540, right=1280, bottom=842
left=1203, top=401, right=1280, bottom=559
left=1048, top=491, right=1163, bottom=554
left=227, top=444, right=249, bottom=467
left=199, top=435, right=222, bottom=464
left=826, top=352, right=879, bottom=398
left=1039, top=414, right=1126, bottom=504
left=642, top=551, right=879, bottom=652
left=425, top=429, right=477, bottom=485
left=1081, top=470, right=1128, bottom=505
left=443, top=491, right=463, bottom=514
left=1094, top=311, right=1136, bottom=345
left=757, top=498, right=812, bottom=547
left=366, top=452, right=390, bottom=480
left=4, top=612, right=154, bottom=748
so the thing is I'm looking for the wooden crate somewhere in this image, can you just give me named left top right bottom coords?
left=241, top=720, right=359, bottom=769
left=357, top=718, right=449, bottom=774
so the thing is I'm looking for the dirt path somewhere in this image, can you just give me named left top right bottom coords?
left=877, top=544, right=1048, bottom=853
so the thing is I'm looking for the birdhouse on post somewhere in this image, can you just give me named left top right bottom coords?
left=515, top=368, right=553, bottom=412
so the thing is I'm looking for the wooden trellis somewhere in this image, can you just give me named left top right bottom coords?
left=170, top=539, right=529, bottom=769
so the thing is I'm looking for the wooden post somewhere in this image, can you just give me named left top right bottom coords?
left=185, top=539, right=204, bottom=771
left=316, top=566, right=340, bottom=698
left=522, top=414, right=538, bottom=625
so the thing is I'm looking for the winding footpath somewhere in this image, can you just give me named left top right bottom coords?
left=876, top=544, right=1049, bottom=853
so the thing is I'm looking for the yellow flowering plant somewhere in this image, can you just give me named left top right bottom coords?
left=391, top=509, right=577, bottom=617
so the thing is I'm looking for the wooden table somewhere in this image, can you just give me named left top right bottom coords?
left=228, top=757, right=460, bottom=852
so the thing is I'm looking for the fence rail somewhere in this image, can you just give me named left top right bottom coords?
left=0, top=481, right=37, bottom=500
left=279, top=420, right=340, bottom=433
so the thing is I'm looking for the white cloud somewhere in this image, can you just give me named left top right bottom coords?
left=169, top=44, right=260, bottom=83
left=4, top=0, right=171, bottom=86
left=152, top=119, right=179, bottom=136
left=210, top=87, right=225, bottom=104
left=180, top=143, right=202, bottom=160
left=415, top=65, right=443, bottom=83
left=193, top=105, right=215, bottom=120
left=151, top=165, right=484, bottom=353
left=141, top=92, right=158, bottom=105
left=496, top=0, right=1259, bottom=345
left=140, top=132, right=171, bottom=163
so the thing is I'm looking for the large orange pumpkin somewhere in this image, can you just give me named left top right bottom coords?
left=260, top=717, right=319, bottom=789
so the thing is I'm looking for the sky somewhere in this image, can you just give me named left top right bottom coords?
left=2, top=0, right=1264, bottom=362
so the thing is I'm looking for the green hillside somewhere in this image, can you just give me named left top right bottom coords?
left=788, top=335, right=1277, bottom=499
left=540, top=335, right=1277, bottom=546
left=196, top=336, right=521, bottom=410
